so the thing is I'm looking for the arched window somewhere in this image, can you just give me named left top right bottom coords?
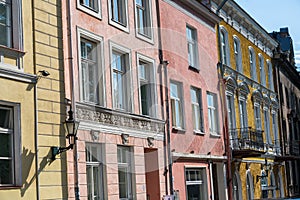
left=267, top=60, right=274, bottom=90
left=249, top=47, right=256, bottom=80
left=233, top=172, right=242, bottom=200
left=220, top=26, right=230, bottom=66
left=233, top=36, right=242, bottom=72
left=246, top=171, right=254, bottom=200
left=258, top=54, right=266, bottom=86
left=270, top=171, right=276, bottom=198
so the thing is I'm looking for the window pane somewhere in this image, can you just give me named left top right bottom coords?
left=0, top=1, right=11, bottom=47
left=0, top=108, right=11, bottom=128
left=0, top=159, right=12, bottom=184
left=0, top=133, right=12, bottom=157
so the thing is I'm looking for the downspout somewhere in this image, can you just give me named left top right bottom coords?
left=155, top=0, right=173, bottom=196
left=31, top=0, right=40, bottom=198
left=215, top=1, right=231, bottom=200
left=66, top=0, right=80, bottom=199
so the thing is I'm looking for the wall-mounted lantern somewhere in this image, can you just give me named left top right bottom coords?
left=51, top=106, right=79, bottom=160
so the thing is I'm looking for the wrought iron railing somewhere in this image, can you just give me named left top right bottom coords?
left=229, top=127, right=265, bottom=152
left=289, top=140, right=300, bottom=156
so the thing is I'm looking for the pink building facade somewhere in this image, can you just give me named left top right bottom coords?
left=62, top=0, right=166, bottom=199
left=158, top=0, right=228, bottom=199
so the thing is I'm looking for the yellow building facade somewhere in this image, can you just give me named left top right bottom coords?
left=0, top=0, right=67, bottom=199
left=211, top=0, right=286, bottom=199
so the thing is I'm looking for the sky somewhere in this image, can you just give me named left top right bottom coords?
left=234, top=0, right=300, bottom=69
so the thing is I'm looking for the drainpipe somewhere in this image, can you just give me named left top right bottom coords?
left=31, top=0, right=40, bottom=198
left=66, top=0, right=80, bottom=199
left=215, top=1, right=231, bottom=200
left=155, top=0, right=173, bottom=196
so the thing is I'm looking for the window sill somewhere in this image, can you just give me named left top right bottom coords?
left=188, top=65, right=200, bottom=73
left=109, top=19, right=129, bottom=33
left=172, top=127, right=186, bottom=133
left=135, top=31, right=154, bottom=45
left=77, top=3, right=102, bottom=19
left=210, top=132, right=221, bottom=138
left=0, top=185, right=22, bottom=190
left=194, top=130, right=205, bottom=135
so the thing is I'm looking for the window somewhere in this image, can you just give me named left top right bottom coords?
left=111, top=43, right=132, bottom=111
left=191, top=87, right=203, bottom=132
left=78, top=0, right=101, bottom=18
left=259, top=54, right=266, bottom=86
left=86, top=143, right=105, bottom=200
left=249, top=47, right=256, bottom=81
left=239, top=97, right=248, bottom=133
left=170, top=81, right=184, bottom=129
left=0, top=102, right=21, bottom=186
left=109, top=0, right=128, bottom=31
left=118, top=146, right=134, bottom=199
left=186, top=26, right=199, bottom=69
left=0, top=0, right=22, bottom=49
left=220, top=27, right=230, bottom=66
left=138, top=54, right=156, bottom=117
left=185, top=168, right=208, bottom=200
left=246, top=171, right=254, bottom=200
left=233, top=36, right=242, bottom=72
left=207, top=92, right=218, bottom=135
left=267, top=60, right=274, bottom=90
left=263, top=108, right=272, bottom=145
left=254, top=103, right=262, bottom=130
left=78, top=29, right=104, bottom=105
left=226, top=92, right=236, bottom=130
left=272, top=112, right=280, bottom=153
left=135, top=0, right=152, bottom=39
left=261, top=170, right=268, bottom=198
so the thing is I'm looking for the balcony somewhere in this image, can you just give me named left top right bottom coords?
left=289, top=140, right=300, bottom=156
left=230, top=127, right=266, bottom=158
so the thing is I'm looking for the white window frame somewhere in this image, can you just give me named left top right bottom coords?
left=263, top=107, right=272, bottom=145
left=86, top=143, right=105, bottom=200
left=170, top=81, right=184, bottom=130
left=134, top=0, right=153, bottom=42
left=137, top=53, right=156, bottom=117
left=272, top=110, right=280, bottom=154
left=267, top=60, right=274, bottom=90
left=110, top=42, right=133, bottom=112
left=117, top=146, right=134, bottom=200
left=249, top=46, right=257, bottom=81
left=0, top=101, right=21, bottom=187
left=185, top=167, right=208, bottom=200
left=226, top=91, right=236, bottom=130
left=186, top=25, right=199, bottom=70
left=254, top=102, right=262, bottom=130
left=233, top=36, right=242, bottom=73
left=207, top=92, right=219, bottom=135
left=238, top=97, right=248, bottom=129
left=108, top=0, right=129, bottom=32
left=191, top=87, right=204, bottom=133
left=220, top=26, right=230, bottom=66
left=77, top=28, right=105, bottom=106
left=77, top=0, right=101, bottom=19
left=258, top=54, right=266, bottom=86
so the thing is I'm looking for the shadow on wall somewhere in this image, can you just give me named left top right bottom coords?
left=20, top=147, right=53, bottom=197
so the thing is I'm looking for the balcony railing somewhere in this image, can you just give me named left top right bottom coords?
left=230, top=127, right=266, bottom=154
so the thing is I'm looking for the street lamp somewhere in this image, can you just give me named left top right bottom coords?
left=51, top=106, right=79, bottom=160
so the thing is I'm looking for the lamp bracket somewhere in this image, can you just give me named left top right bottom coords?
left=51, top=145, right=73, bottom=160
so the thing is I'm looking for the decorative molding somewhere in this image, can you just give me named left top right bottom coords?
left=76, top=103, right=165, bottom=139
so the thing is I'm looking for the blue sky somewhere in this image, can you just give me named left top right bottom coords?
left=234, top=0, right=300, bottom=69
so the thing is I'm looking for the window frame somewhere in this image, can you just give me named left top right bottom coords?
left=267, top=60, right=274, bottom=90
left=0, top=101, right=21, bottom=187
left=207, top=92, right=219, bottom=135
left=190, top=87, right=204, bottom=133
left=170, top=81, right=185, bottom=130
left=137, top=53, right=157, bottom=117
left=77, top=28, right=105, bottom=106
left=249, top=47, right=256, bottom=81
left=108, top=0, right=129, bottom=32
left=134, top=0, right=153, bottom=42
left=117, top=146, right=134, bottom=200
left=219, top=26, right=230, bottom=66
left=110, top=42, right=133, bottom=112
left=77, top=0, right=102, bottom=19
left=233, top=36, right=242, bottom=73
left=263, top=107, right=272, bottom=145
left=186, top=25, right=199, bottom=70
left=254, top=102, right=262, bottom=130
left=85, top=143, right=105, bottom=200
left=258, top=54, right=266, bottom=86
left=185, top=167, right=208, bottom=200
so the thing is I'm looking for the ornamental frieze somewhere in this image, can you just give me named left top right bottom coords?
left=76, top=104, right=164, bottom=134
